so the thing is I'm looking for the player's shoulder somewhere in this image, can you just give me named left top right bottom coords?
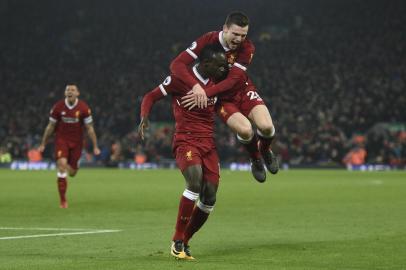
left=55, top=99, right=65, bottom=105
left=205, top=31, right=220, bottom=38
left=77, top=99, right=90, bottom=109
left=241, top=38, right=255, bottom=52
left=165, top=73, right=185, bottom=88
left=52, top=99, right=65, bottom=109
left=198, top=31, right=220, bottom=42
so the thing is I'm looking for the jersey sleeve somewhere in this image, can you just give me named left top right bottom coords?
left=204, top=67, right=246, bottom=97
left=140, top=76, right=178, bottom=117
left=49, top=104, right=59, bottom=123
left=169, top=32, right=214, bottom=89
left=82, top=104, right=93, bottom=125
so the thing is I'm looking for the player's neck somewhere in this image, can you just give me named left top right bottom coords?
left=193, top=64, right=209, bottom=85
left=220, top=32, right=231, bottom=51
left=65, top=98, right=78, bottom=108
left=67, top=99, right=77, bottom=105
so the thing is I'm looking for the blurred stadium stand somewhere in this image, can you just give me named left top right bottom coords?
left=0, top=0, right=405, bottom=168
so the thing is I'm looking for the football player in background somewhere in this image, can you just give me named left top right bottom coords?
left=39, top=85, right=100, bottom=208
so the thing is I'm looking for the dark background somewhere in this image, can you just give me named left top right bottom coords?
left=1, top=0, right=405, bottom=166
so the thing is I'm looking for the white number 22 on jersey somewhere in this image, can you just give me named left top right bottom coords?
left=247, top=90, right=262, bottom=101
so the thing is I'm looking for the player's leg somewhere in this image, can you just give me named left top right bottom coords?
left=183, top=181, right=217, bottom=245
left=248, top=105, right=279, bottom=174
left=183, top=148, right=219, bottom=259
left=218, top=103, right=266, bottom=182
left=171, top=145, right=202, bottom=259
left=173, top=164, right=202, bottom=241
left=56, top=157, right=69, bottom=208
left=55, top=143, right=69, bottom=208
left=67, top=143, right=82, bottom=177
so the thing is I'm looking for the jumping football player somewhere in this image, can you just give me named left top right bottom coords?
left=171, top=11, right=279, bottom=182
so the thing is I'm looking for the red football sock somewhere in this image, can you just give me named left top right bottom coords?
left=172, top=189, right=199, bottom=241
left=183, top=201, right=213, bottom=245
left=57, top=177, right=67, bottom=202
left=237, top=134, right=261, bottom=159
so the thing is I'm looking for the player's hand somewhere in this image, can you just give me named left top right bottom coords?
left=138, top=117, right=150, bottom=141
left=93, top=146, right=101, bottom=156
left=38, top=144, right=45, bottom=153
left=181, top=91, right=198, bottom=110
left=181, top=84, right=207, bottom=110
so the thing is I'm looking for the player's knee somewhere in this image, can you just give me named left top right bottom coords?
left=237, top=125, right=254, bottom=140
left=68, top=170, right=77, bottom=177
left=258, top=124, right=275, bottom=138
left=182, top=165, right=203, bottom=193
left=201, top=193, right=216, bottom=206
left=200, top=182, right=218, bottom=206
left=57, top=160, right=68, bottom=172
left=186, top=180, right=201, bottom=194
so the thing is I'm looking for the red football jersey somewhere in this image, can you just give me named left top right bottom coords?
left=170, top=31, right=255, bottom=97
left=140, top=65, right=218, bottom=137
left=186, top=31, right=254, bottom=69
left=49, top=99, right=93, bottom=142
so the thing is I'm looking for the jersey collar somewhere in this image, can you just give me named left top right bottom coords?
left=192, top=65, right=209, bottom=85
left=219, top=31, right=231, bottom=52
left=65, top=98, right=78, bottom=110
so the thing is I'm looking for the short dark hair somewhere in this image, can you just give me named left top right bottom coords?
left=200, top=43, right=225, bottom=62
left=225, top=11, right=249, bottom=28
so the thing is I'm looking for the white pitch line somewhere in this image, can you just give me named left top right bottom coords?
left=0, top=229, right=122, bottom=240
left=0, top=227, right=96, bottom=231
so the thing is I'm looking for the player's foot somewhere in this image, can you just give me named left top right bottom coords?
left=60, top=200, right=68, bottom=209
left=250, top=158, right=266, bottom=183
left=184, top=244, right=195, bottom=260
left=170, top=240, right=186, bottom=259
left=262, top=150, right=279, bottom=174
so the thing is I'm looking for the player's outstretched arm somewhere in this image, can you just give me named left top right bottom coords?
left=39, top=122, right=56, bottom=152
left=85, top=123, right=100, bottom=155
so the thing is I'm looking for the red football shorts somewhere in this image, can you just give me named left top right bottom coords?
left=54, top=139, right=82, bottom=170
left=173, top=134, right=220, bottom=185
left=217, top=86, right=265, bottom=123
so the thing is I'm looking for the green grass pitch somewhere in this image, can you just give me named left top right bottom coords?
left=0, top=169, right=405, bottom=270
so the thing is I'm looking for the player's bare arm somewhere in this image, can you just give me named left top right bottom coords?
left=39, top=121, right=56, bottom=152
left=85, top=123, right=100, bottom=155
left=137, top=117, right=150, bottom=141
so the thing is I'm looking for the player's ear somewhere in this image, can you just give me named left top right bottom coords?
left=222, top=24, right=228, bottom=32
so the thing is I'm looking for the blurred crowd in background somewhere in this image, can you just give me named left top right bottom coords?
left=1, top=0, right=405, bottom=167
